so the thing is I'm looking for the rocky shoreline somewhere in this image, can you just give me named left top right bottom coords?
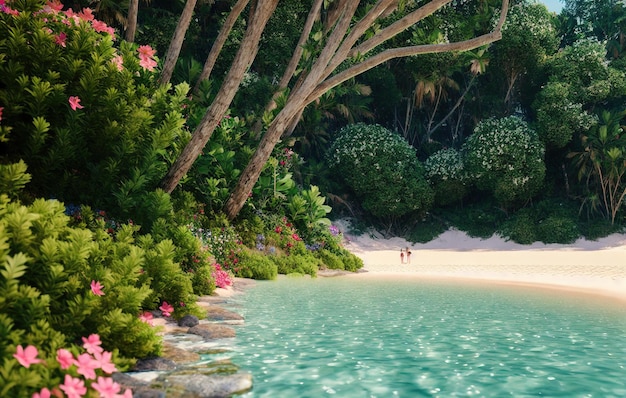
left=114, top=278, right=257, bottom=398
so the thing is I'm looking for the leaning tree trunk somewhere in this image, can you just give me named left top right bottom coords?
left=223, top=0, right=510, bottom=220
left=125, top=0, right=139, bottom=42
left=161, top=0, right=279, bottom=193
left=159, top=0, right=199, bottom=85
left=193, top=0, right=250, bottom=94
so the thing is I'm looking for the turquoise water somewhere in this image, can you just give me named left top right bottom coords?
left=229, top=276, right=626, bottom=397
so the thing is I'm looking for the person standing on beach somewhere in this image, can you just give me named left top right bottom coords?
left=400, top=249, right=405, bottom=264
left=406, top=247, right=412, bottom=264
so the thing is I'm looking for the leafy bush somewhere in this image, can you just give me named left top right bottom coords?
left=316, top=249, right=343, bottom=270
left=235, top=250, right=278, bottom=280
left=0, top=0, right=189, bottom=223
left=0, top=188, right=161, bottom=366
left=500, top=209, right=537, bottom=244
left=328, top=123, right=434, bottom=221
left=462, top=116, right=546, bottom=207
left=272, top=254, right=318, bottom=277
left=424, top=148, right=468, bottom=206
left=536, top=216, right=579, bottom=244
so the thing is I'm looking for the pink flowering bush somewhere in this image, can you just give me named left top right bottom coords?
left=8, top=334, right=133, bottom=398
left=0, top=0, right=190, bottom=227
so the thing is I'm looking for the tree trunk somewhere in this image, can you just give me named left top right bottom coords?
left=159, top=0, right=199, bottom=85
left=223, top=0, right=510, bottom=220
left=193, top=0, right=250, bottom=94
left=161, top=0, right=279, bottom=194
left=125, top=0, right=139, bottom=43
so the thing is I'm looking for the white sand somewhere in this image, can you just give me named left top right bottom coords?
left=338, top=222, right=626, bottom=303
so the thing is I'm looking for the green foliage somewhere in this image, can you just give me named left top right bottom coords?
left=288, top=185, right=331, bottom=232
left=0, top=188, right=162, bottom=371
left=568, top=110, right=626, bottom=224
left=424, top=148, right=468, bottom=206
left=272, top=254, right=318, bottom=277
left=0, top=161, right=31, bottom=199
left=235, top=250, right=278, bottom=280
left=328, top=123, right=434, bottom=221
left=462, top=116, right=546, bottom=207
left=0, top=2, right=190, bottom=220
left=135, top=235, right=197, bottom=318
left=501, top=199, right=581, bottom=244
left=534, top=82, right=596, bottom=148
left=186, top=115, right=250, bottom=216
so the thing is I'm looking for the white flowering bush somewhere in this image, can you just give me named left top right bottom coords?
left=328, top=123, right=433, bottom=219
left=424, top=148, right=467, bottom=206
left=462, top=116, right=546, bottom=206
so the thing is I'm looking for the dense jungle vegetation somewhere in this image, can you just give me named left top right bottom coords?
left=1, top=0, right=625, bottom=395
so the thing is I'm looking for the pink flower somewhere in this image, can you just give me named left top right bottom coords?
left=68, top=96, right=84, bottom=110
left=139, top=311, right=154, bottom=325
left=44, top=1, right=64, bottom=13
left=13, top=345, right=42, bottom=368
left=56, top=348, right=75, bottom=369
left=78, top=7, right=94, bottom=21
left=90, top=280, right=104, bottom=296
left=292, top=233, right=301, bottom=241
left=91, top=376, right=121, bottom=398
left=91, top=20, right=115, bottom=37
left=75, top=353, right=98, bottom=380
left=32, top=387, right=51, bottom=398
left=0, top=106, right=3, bottom=121
left=59, top=374, right=87, bottom=398
left=117, top=389, right=133, bottom=398
left=137, top=45, right=156, bottom=59
left=275, top=226, right=282, bottom=234
left=139, top=56, right=157, bottom=71
left=82, top=334, right=103, bottom=355
left=93, top=350, right=117, bottom=374
left=111, top=55, right=124, bottom=71
left=54, top=32, right=67, bottom=47
left=159, top=301, right=174, bottom=317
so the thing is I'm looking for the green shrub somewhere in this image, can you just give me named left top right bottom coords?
left=424, top=148, right=468, bottom=206
left=135, top=235, right=199, bottom=318
left=337, top=249, right=364, bottom=272
left=316, top=249, right=344, bottom=270
left=536, top=216, right=579, bottom=244
left=328, top=123, right=434, bottom=221
left=462, top=116, right=546, bottom=207
left=0, top=189, right=161, bottom=366
left=235, top=250, right=278, bottom=280
left=272, top=254, right=318, bottom=277
left=0, top=0, right=189, bottom=222
left=500, top=209, right=537, bottom=244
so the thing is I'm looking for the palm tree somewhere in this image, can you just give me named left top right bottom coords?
left=568, top=110, right=626, bottom=224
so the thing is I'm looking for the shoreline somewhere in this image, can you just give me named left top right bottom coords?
left=338, top=225, right=626, bottom=304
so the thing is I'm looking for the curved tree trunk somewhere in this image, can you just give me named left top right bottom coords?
left=193, top=0, right=250, bottom=94
left=223, top=0, right=510, bottom=220
left=160, top=0, right=279, bottom=193
left=125, top=0, right=139, bottom=42
left=159, top=0, right=199, bottom=85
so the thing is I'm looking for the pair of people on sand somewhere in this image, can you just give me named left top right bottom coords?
left=400, top=247, right=411, bottom=264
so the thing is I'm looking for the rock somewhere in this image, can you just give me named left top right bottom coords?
left=133, top=357, right=177, bottom=372
left=205, top=307, right=244, bottom=322
left=161, top=343, right=201, bottom=364
left=188, top=324, right=236, bottom=340
left=178, top=314, right=200, bottom=327
left=111, top=373, right=166, bottom=398
left=163, top=373, right=253, bottom=398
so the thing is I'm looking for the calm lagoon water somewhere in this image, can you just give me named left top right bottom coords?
left=226, top=276, right=626, bottom=397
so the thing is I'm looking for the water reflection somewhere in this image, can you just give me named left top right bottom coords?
left=230, top=277, right=626, bottom=397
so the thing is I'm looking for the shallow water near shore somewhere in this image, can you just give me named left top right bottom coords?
left=227, top=276, right=626, bottom=397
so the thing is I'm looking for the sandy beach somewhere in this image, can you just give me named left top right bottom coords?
left=339, top=222, right=626, bottom=303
